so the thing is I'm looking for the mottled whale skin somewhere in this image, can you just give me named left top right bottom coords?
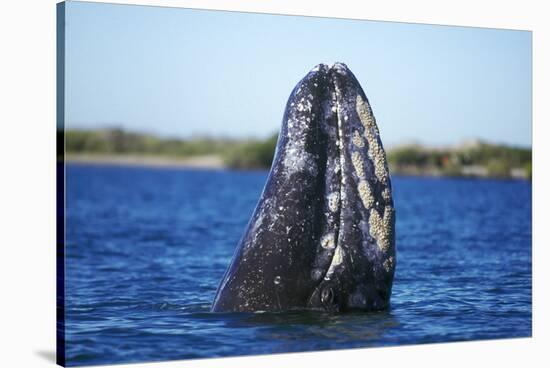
left=212, top=63, right=395, bottom=313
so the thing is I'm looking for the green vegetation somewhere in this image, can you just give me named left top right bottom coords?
left=65, top=128, right=230, bottom=157
left=222, top=134, right=278, bottom=169
left=64, top=129, right=531, bottom=179
left=64, top=128, right=279, bottom=169
left=387, top=140, right=531, bottom=179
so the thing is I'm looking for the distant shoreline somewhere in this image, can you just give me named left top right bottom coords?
left=63, top=128, right=531, bottom=178
left=64, top=153, right=530, bottom=181
left=65, top=153, right=227, bottom=170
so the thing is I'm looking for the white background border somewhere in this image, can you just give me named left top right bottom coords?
left=0, top=1, right=547, bottom=367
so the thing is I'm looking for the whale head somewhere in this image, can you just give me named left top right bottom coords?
left=212, top=63, right=396, bottom=313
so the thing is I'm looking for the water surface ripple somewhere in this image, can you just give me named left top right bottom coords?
left=65, top=164, right=532, bottom=366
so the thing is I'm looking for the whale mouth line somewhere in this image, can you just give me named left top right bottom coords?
left=318, top=70, right=347, bottom=287
left=300, top=65, right=356, bottom=307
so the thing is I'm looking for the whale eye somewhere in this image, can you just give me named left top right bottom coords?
left=320, top=287, right=334, bottom=305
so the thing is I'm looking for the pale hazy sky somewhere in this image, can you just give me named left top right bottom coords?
left=64, top=1, right=532, bottom=147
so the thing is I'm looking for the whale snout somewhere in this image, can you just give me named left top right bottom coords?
left=212, top=63, right=395, bottom=313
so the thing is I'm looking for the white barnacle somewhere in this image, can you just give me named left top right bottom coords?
left=382, top=187, right=392, bottom=203
left=327, top=192, right=340, bottom=213
left=320, top=233, right=336, bottom=250
left=352, top=130, right=365, bottom=148
left=368, top=205, right=395, bottom=254
left=356, top=95, right=388, bottom=184
left=331, top=246, right=343, bottom=265
left=357, top=180, right=375, bottom=209
left=351, top=151, right=365, bottom=179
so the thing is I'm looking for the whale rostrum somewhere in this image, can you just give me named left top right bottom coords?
left=212, top=63, right=396, bottom=313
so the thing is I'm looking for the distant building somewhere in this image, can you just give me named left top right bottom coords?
left=461, top=165, right=488, bottom=177
left=510, top=168, right=528, bottom=179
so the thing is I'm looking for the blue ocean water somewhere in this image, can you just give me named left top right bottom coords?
left=64, top=164, right=532, bottom=366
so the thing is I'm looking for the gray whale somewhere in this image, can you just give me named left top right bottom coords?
left=212, top=63, right=396, bottom=312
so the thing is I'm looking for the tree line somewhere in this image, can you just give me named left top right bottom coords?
left=64, top=128, right=531, bottom=178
